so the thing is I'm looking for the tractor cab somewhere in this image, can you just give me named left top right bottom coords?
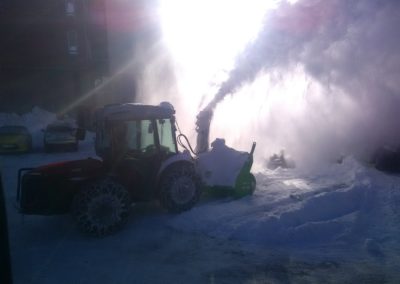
left=93, top=103, right=190, bottom=201
left=95, top=103, right=178, bottom=163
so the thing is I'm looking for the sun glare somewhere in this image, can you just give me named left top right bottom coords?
left=159, top=0, right=274, bottom=68
left=158, top=0, right=277, bottom=111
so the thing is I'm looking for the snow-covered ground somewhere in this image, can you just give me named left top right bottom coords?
left=2, top=109, right=400, bottom=283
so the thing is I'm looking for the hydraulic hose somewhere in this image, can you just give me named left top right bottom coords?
left=175, top=121, right=198, bottom=156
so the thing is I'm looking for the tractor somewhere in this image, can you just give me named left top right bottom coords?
left=16, top=102, right=256, bottom=236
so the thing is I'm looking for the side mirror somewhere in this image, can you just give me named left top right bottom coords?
left=76, top=128, right=86, bottom=141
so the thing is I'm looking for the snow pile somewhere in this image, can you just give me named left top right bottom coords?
left=0, top=112, right=21, bottom=126
left=171, top=157, right=398, bottom=246
left=20, top=107, right=58, bottom=128
left=196, top=138, right=249, bottom=187
left=0, top=106, right=56, bottom=129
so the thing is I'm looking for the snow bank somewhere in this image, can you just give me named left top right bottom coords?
left=0, top=106, right=56, bottom=129
left=196, top=138, right=249, bottom=187
left=171, top=157, right=395, bottom=246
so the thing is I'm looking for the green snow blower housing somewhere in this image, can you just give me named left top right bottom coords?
left=233, top=142, right=256, bottom=198
left=195, top=139, right=257, bottom=198
left=194, top=109, right=257, bottom=198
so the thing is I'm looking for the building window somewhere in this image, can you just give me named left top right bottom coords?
left=67, top=31, right=79, bottom=55
left=65, top=0, right=75, bottom=16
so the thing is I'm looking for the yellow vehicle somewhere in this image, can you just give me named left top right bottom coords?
left=0, top=125, right=32, bottom=153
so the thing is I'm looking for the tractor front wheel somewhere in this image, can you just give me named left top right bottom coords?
left=72, top=178, right=131, bottom=236
left=159, top=163, right=201, bottom=213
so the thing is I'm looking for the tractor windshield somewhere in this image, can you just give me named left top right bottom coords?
left=124, top=120, right=155, bottom=151
left=156, top=119, right=177, bottom=153
left=108, top=119, right=176, bottom=159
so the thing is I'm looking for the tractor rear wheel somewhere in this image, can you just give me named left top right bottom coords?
left=159, top=163, right=201, bottom=213
left=72, top=178, right=131, bottom=236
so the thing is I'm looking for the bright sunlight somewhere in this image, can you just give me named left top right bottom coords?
left=158, top=0, right=277, bottom=110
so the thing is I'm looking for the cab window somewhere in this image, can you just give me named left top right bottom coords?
left=156, top=119, right=177, bottom=153
left=125, top=120, right=155, bottom=151
left=139, top=120, right=155, bottom=150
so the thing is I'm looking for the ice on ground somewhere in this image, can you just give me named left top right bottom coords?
left=196, top=138, right=249, bottom=187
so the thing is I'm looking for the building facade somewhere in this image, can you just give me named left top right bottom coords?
left=0, top=0, right=109, bottom=113
left=0, top=0, right=161, bottom=115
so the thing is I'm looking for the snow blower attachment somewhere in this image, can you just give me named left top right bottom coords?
left=194, top=108, right=257, bottom=198
left=196, top=139, right=256, bottom=198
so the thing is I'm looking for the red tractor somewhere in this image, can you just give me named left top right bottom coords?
left=17, top=103, right=202, bottom=236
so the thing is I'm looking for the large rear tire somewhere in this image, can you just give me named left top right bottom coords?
left=72, top=178, right=131, bottom=236
left=159, top=163, right=201, bottom=213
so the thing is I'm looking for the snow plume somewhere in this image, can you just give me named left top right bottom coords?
left=203, top=0, right=337, bottom=110
left=206, top=0, right=400, bottom=168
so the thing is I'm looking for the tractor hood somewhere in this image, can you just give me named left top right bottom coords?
left=17, top=158, right=105, bottom=215
left=32, top=158, right=104, bottom=176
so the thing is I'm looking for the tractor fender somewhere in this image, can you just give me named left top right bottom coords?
left=156, top=151, right=194, bottom=181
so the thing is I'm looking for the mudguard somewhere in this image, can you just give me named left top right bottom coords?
left=157, top=151, right=194, bottom=180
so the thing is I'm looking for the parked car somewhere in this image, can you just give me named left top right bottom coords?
left=0, top=125, right=32, bottom=154
left=43, top=123, right=81, bottom=152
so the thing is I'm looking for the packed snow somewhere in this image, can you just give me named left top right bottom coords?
left=2, top=108, right=400, bottom=283
left=174, top=157, right=390, bottom=245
